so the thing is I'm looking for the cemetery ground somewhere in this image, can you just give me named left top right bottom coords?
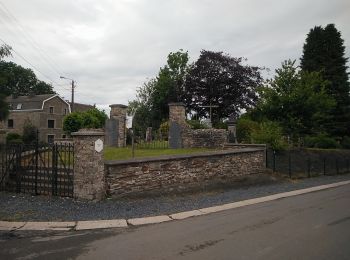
left=104, top=146, right=214, bottom=160
left=0, top=172, right=350, bottom=222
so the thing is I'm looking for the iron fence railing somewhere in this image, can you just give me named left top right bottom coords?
left=266, top=148, right=350, bottom=178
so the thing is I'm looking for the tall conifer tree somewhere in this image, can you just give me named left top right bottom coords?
left=301, top=24, right=350, bottom=138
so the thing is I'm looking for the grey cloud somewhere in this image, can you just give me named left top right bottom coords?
left=0, top=0, right=349, bottom=108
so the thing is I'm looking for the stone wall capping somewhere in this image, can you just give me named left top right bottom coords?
left=105, top=148, right=264, bottom=166
left=72, top=129, right=105, bottom=136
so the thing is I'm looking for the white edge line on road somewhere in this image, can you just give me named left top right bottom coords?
left=1, top=180, right=350, bottom=231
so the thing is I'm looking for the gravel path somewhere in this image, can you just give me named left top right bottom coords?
left=1, top=173, right=350, bottom=222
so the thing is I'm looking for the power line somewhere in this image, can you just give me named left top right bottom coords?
left=0, top=1, right=66, bottom=77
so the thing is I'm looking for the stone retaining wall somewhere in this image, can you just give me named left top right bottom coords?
left=183, top=129, right=228, bottom=148
left=105, top=148, right=265, bottom=197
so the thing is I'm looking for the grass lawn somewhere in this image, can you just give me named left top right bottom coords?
left=104, top=146, right=216, bottom=161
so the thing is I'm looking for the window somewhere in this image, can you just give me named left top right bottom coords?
left=64, top=108, right=67, bottom=115
left=48, top=120, right=55, bottom=128
left=62, top=134, right=66, bottom=139
left=47, top=135, right=55, bottom=144
left=16, top=104, right=22, bottom=110
left=8, top=119, right=14, bottom=128
left=49, top=107, right=54, bottom=114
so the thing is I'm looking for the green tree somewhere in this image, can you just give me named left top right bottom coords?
left=254, top=60, right=335, bottom=139
left=63, top=112, right=83, bottom=135
left=183, top=50, right=263, bottom=124
left=63, top=108, right=107, bottom=135
left=150, top=50, right=189, bottom=127
left=22, top=121, right=38, bottom=144
left=0, top=93, right=9, bottom=121
left=0, top=44, right=12, bottom=60
left=0, top=61, right=54, bottom=96
left=129, top=50, right=190, bottom=134
left=0, top=44, right=12, bottom=120
left=300, top=24, right=350, bottom=137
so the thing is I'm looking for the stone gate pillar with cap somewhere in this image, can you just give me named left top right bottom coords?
left=72, top=129, right=105, bottom=200
left=106, top=104, right=127, bottom=147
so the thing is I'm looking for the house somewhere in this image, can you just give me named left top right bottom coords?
left=0, top=94, right=71, bottom=143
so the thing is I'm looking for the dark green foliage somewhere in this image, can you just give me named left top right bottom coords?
left=63, top=112, right=83, bottom=134
left=0, top=44, right=11, bottom=60
left=0, top=94, right=9, bottom=121
left=0, top=61, right=55, bottom=96
left=236, top=118, right=260, bottom=143
left=0, top=44, right=11, bottom=120
left=304, top=134, right=340, bottom=149
left=183, top=50, right=263, bottom=123
left=254, top=60, right=335, bottom=139
left=250, top=121, right=287, bottom=151
left=186, top=120, right=209, bottom=129
left=6, top=133, right=22, bottom=144
left=213, top=120, right=228, bottom=130
left=129, top=50, right=189, bottom=134
left=63, top=108, right=107, bottom=135
left=301, top=24, right=350, bottom=137
left=341, top=136, right=350, bottom=149
left=22, top=121, right=38, bottom=144
left=159, top=121, right=169, bottom=139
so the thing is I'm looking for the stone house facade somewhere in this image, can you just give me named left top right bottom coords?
left=0, top=94, right=71, bottom=143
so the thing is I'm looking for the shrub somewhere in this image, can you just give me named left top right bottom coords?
left=63, top=108, right=108, bottom=135
left=63, top=112, right=83, bottom=134
left=305, top=134, right=340, bottom=149
left=236, top=118, right=260, bottom=143
left=159, top=121, right=169, bottom=139
left=22, top=121, right=38, bottom=144
left=213, top=120, right=228, bottom=129
left=6, top=133, right=23, bottom=144
left=251, top=121, right=287, bottom=150
left=187, top=120, right=208, bottom=129
left=341, top=136, right=350, bottom=149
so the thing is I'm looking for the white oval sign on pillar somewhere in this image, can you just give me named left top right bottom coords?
left=95, top=139, right=103, bottom=153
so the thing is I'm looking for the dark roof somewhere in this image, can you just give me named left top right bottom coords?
left=6, top=94, right=58, bottom=110
left=70, top=102, right=94, bottom=112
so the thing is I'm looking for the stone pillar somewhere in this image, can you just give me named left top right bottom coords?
left=72, top=129, right=105, bottom=201
left=168, top=103, right=188, bottom=149
left=109, top=104, right=127, bottom=147
left=227, top=114, right=237, bottom=143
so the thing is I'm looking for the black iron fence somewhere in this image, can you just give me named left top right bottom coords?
left=132, top=129, right=169, bottom=149
left=266, top=148, right=350, bottom=178
left=0, top=142, right=74, bottom=197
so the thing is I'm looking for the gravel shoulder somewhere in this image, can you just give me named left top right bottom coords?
left=1, top=173, right=350, bottom=222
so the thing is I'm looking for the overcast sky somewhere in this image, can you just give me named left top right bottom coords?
left=0, top=0, right=349, bottom=113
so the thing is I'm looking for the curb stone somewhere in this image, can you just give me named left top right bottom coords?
left=1, top=180, right=349, bottom=231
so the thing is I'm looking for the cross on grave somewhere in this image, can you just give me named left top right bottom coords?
left=199, top=102, right=219, bottom=127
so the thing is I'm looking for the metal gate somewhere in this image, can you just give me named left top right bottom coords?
left=0, top=142, right=74, bottom=197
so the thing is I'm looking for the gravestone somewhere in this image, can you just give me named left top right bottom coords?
left=168, top=103, right=187, bottom=149
left=169, top=122, right=182, bottom=148
left=105, top=118, right=119, bottom=146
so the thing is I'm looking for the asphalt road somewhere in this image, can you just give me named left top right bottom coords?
left=1, top=184, right=350, bottom=260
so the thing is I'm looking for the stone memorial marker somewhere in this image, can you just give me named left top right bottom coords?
left=95, top=139, right=103, bottom=153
